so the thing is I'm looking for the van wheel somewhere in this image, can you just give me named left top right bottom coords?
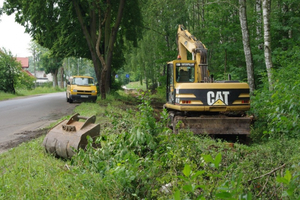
left=66, top=93, right=69, bottom=102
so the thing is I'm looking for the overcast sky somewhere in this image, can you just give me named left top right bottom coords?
left=0, top=0, right=32, bottom=57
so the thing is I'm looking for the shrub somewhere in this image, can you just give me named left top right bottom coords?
left=251, top=46, right=300, bottom=139
left=16, top=70, right=36, bottom=90
left=0, top=49, right=23, bottom=93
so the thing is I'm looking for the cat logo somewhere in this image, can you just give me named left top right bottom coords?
left=207, top=91, right=230, bottom=106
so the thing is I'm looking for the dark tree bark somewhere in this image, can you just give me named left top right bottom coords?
left=72, top=0, right=101, bottom=91
left=73, top=0, right=125, bottom=99
left=60, top=67, right=64, bottom=88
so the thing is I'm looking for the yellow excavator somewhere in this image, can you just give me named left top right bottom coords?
left=164, top=25, right=251, bottom=136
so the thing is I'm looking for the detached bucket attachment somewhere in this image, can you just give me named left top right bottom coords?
left=43, top=113, right=100, bottom=159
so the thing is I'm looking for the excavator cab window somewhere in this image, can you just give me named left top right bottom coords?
left=166, top=63, right=175, bottom=103
left=176, top=63, right=195, bottom=83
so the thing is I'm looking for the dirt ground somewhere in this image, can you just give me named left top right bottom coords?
left=0, top=128, right=49, bottom=154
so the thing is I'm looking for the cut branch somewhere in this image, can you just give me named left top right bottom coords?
left=248, top=163, right=286, bottom=182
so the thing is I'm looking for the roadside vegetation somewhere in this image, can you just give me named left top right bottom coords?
left=0, top=48, right=64, bottom=101
left=124, top=81, right=147, bottom=91
left=0, top=87, right=65, bottom=101
left=0, top=0, right=299, bottom=198
left=1, top=83, right=300, bottom=199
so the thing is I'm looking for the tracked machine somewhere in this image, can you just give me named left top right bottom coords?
left=164, top=25, right=251, bottom=136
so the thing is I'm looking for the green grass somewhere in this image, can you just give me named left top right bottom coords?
left=125, top=81, right=147, bottom=90
left=0, top=91, right=16, bottom=101
left=0, top=87, right=65, bottom=101
left=0, top=137, right=106, bottom=199
left=16, top=87, right=65, bottom=96
left=1, top=92, right=300, bottom=199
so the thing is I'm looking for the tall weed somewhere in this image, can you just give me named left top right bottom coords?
left=70, top=93, right=300, bottom=199
left=72, top=96, right=168, bottom=197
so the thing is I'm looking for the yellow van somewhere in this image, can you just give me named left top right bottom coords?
left=66, top=76, right=97, bottom=103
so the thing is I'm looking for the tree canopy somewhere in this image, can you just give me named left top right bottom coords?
left=2, top=0, right=300, bottom=97
left=3, top=0, right=142, bottom=98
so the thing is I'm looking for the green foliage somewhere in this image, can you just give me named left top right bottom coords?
left=1, top=92, right=300, bottom=199
left=40, top=52, right=63, bottom=75
left=277, top=169, right=300, bottom=199
left=174, top=156, right=252, bottom=200
left=0, top=48, right=30, bottom=93
left=16, top=70, right=36, bottom=90
left=251, top=46, right=300, bottom=139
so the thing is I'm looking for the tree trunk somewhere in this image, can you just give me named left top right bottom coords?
left=8, top=64, right=15, bottom=94
left=239, top=0, right=255, bottom=94
left=105, top=4, right=112, bottom=93
left=73, top=0, right=101, bottom=95
left=262, top=0, right=273, bottom=91
left=73, top=0, right=125, bottom=99
left=52, top=69, right=58, bottom=87
left=224, top=49, right=227, bottom=80
left=102, top=0, right=125, bottom=97
left=60, top=67, right=64, bottom=88
left=256, top=0, right=263, bottom=49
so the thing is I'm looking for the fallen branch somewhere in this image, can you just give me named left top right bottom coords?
left=248, top=163, right=286, bottom=182
left=257, top=173, right=270, bottom=196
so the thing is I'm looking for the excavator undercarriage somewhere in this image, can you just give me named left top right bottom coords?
left=167, top=110, right=252, bottom=135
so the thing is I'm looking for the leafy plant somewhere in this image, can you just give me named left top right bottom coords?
left=174, top=153, right=253, bottom=200
left=277, top=169, right=300, bottom=199
left=250, top=46, right=300, bottom=140
left=0, top=49, right=23, bottom=93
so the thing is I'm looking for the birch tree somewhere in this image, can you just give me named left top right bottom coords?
left=239, top=0, right=255, bottom=93
left=262, top=0, right=273, bottom=90
left=255, top=0, right=263, bottom=50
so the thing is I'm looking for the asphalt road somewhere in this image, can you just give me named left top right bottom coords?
left=0, top=92, right=77, bottom=150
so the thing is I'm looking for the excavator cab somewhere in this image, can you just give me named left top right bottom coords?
left=166, top=60, right=196, bottom=104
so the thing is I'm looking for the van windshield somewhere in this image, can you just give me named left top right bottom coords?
left=73, top=77, right=94, bottom=86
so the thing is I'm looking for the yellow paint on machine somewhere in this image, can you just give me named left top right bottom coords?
left=164, top=103, right=250, bottom=112
left=176, top=94, right=196, bottom=98
left=238, top=93, right=250, bottom=98
left=212, top=99, right=225, bottom=105
left=232, top=100, right=251, bottom=104
left=180, top=100, right=203, bottom=105
left=175, top=82, right=250, bottom=89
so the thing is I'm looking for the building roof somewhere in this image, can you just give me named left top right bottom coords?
left=16, top=57, right=29, bottom=68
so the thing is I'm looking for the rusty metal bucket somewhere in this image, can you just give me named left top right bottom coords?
left=43, top=113, right=100, bottom=159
